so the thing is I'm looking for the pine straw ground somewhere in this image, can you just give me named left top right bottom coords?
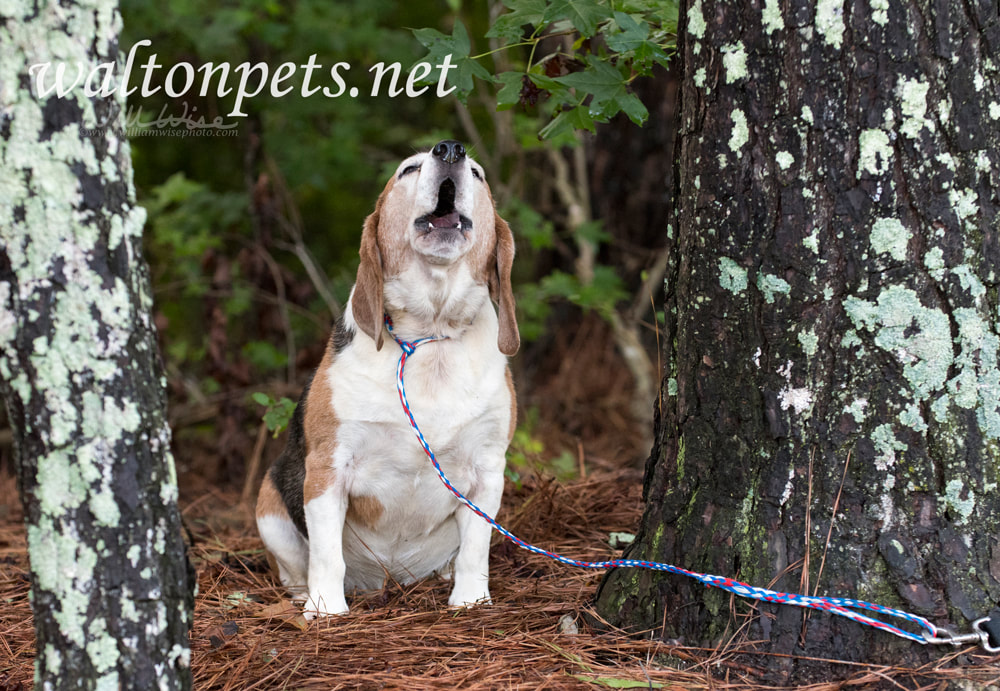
left=2, top=470, right=1000, bottom=690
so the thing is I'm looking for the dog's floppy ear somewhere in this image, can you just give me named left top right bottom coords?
left=352, top=209, right=385, bottom=350
left=489, top=212, right=519, bottom=356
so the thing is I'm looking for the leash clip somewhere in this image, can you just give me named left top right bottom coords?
left=924, top=616, right=1000, bottom=653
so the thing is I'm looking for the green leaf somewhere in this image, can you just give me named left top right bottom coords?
left=242, top=341, right=288, bottom=372
left=224, top=281, right=253, bottom=318
left=509, top=200, right=556, bottom=249
left=605, top=11, right=672, bottom=72
left=635, top=39, right=672, bottom=70
left=504, top=465, right=522, bottom=488
left=527, top=72, right=574, bottom=103
left=260, top=397, right=297, bottom=437
left=412, top=21, right=489, bottom=100
left=515, top=282, right=553, bottom=341
left=149, top=172, right=203, bottom=210
left=584, top=265, right=629, bottom=307
left=575, top=219, right=611, bottom=247
left=614, top=90, right=649, bottom=125
left=539, top=106, right=596, bottom=140
left=542, top=0, right=613, bottom=37
left=486, top=0, right=547, bottom=41
left=496, top=71, right=525, bottom=109
left=550, top=450, right=578, bottom=480
left=554, top=57, right=628, bottom=106
left=554, top=57, right=648, bottom=126
left=535, top=265, right=628, bottom=320
left=605, top=11, right=649, bottom=53
left=539, top=270, right=580, bottom=300
left=251, top=392, right=270, bottom=406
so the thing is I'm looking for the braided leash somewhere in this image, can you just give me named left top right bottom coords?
left=384, top=315, right=999, bottom=652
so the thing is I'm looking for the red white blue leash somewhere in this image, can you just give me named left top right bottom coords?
left=384, top=315, right=1000, bottom=653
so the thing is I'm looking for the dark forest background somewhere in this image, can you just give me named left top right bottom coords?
left=0, top=0, right=677, bottom=503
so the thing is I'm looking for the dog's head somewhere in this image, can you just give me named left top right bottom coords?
left=352, top=140, right=519, bottom=356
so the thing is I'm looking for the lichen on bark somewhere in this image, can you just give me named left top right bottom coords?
left=596, top=0, right=1000, bottom=678
left=0, top=1, right=193, bottom=689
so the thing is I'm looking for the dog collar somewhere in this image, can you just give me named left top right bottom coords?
left=383, top=313, right=449, bottom=354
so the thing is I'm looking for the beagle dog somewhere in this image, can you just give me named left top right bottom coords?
left=256, top=140, right=518, bottom=618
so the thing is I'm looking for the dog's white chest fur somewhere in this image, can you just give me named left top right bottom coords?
left=326, top=312, right=510, bottom=590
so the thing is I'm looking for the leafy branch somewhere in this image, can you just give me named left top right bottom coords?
left=414, top=0, right=676, bottom=139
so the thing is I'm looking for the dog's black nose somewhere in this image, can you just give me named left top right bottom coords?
left=432, top=140, right=466, bottom=165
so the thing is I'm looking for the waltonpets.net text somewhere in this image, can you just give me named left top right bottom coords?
left=29, top=39, right=459, bottom=117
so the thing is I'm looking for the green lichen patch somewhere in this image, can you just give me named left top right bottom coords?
left=844, top=397, right=868, bottom=424
left=952, top=265, right=986, bottom=300
left=870, top=217, right=910, bottom=262
left=798, top=327, right=819, bottom=358
left=924, top=246, right=945, bottom=273
left=870, top=0, right=889, bottom=25
left=687, top=0, right=706, bottom=40
left=899, top=402, right=928, bottom=433
left=871, top=423, right=906, bottom=471
left=844, top=286, right=953, bottom=399
left=976, top=151, right=991, bottom=175
left=942, top=478, right=976, bottom=525
left=27, top=517, right=99, bottom=648
left=776, top=151, right=794, bottom=170
left=951, top=307, right=1000, bottom=438
left=762, top=0, right=784, bottom=34
left=722, top=43, right=748, bottom=83
left=803, top=229, right=819, bottom=253
left=898, top=77, right=932, bottom=139
left=858, top=128, right=893, bottom=177
left=718, top=257, right=749, bottom=294
left=756, top=273, right=791, bottom=304
left=815, top=0, right=845, bottom=49
left=729, top=109, right=749, bottom=153
left=85, top=619, right=120, bottom=674
left=949, top=188, right=979, bottom=226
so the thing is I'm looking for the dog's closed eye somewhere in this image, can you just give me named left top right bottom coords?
left=399, top=164, right=421, bottom=178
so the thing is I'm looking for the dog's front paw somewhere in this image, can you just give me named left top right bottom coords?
left=448, top=584, right=492, bottom=609
left=303, top=590, right=349, bottom=620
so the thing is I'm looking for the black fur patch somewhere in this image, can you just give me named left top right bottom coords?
left=268, top=373, right=313, bottom=538
left=331, top=315, right=354, bottom=353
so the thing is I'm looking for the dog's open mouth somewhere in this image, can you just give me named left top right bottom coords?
left=415, top=178, right=471, bottom=234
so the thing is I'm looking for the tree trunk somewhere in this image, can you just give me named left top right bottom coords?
left=596, top=0, right=1000, bottom=678
left=0, top=3, right=194, bottom=689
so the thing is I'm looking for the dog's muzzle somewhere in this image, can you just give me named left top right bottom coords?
left=415, top=140, right=472, bottom=234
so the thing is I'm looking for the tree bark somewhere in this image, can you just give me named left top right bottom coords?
left=596, top=0, right=1000, bottom=678
left=0, top=3, right=194, bottom=689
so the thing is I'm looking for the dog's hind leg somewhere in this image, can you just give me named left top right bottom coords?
left=257, top=473, right=309, bottom=599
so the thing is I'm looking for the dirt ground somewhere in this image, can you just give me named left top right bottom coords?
left=3, top=465, right=1000, bottom=690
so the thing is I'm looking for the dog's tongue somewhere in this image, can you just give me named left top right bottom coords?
left=429, top=210, right=461, bottom=229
